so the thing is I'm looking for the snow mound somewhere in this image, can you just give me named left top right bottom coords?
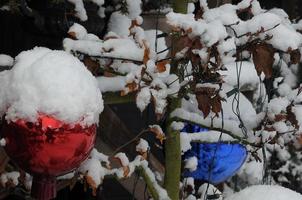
left=0, top=47, right=103, bottom=126
left=226, top=185, right=302, bottom=200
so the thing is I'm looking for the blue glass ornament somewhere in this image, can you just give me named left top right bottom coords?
left=182, top=124, right=247, bottom=185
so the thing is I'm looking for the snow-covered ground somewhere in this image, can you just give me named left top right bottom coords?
left=226, top=185, right=302, bottom=200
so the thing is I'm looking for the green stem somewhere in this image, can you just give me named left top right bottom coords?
left=172, top=0, right=188, bottom=13
left=137, top=166, right=160, bottom=200
left=163, top=1, right=187, bottom=200
left=164, top=98, right=182, bottom=200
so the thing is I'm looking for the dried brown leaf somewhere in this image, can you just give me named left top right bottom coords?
left=195, top=87, right=216, bottom=118
left=156, top=60, right=169, bottom=73
left=83, top=57, right=100, bottom=76
left=86, top=175, right=97, bottom=196
left=275, top=114, right=287, bottom=122
left=211, top=95, right=222, bottom=117
left=121, top=82, right=138, bottom=96
left=251, top=43, right=275, bottom=78
left=123, top=166, right=130, bottom=177
left=68, top=31, right=77, bottom=39
left=149, top=125, right=166, bottom=144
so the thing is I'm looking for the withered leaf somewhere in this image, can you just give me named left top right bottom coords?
left=195, top=87, right=215, bottom=118
left=67, top=31, right=77, bottom=39
left=83, top=57, right=100, bottom=76
left=123, top=166, right=130, bottom=177
left=143, top=41, right=150, bottom=64
left=251, top=43, right=275, bottom=78
left=149, top=125, right=166, bottom=144
left=196, top=93, right=211, bottom=118
left=86, top=175, right=97, bottom=196
left=156, top=60, right=169, bottom=73
left=211, top=95, right=222, bottom=117
left=195, top=87, right=222, bottom=118
left=274, top=114, right=287, bottom=122
left=121, top=82, right=138, bottom=96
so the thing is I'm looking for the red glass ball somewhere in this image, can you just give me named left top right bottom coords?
left=1, top=115, right=97, bottom=200
left=1, top=115, right=96, bottom=176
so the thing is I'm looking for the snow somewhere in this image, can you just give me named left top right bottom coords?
left=66, top=0, right=105, bottom=20
left=63, top=38, right=103, bottom=56
left=166, top=12, right=227, bottom=47
left=292, top=105, right=302, bottom=128
left=0, top=54, right=13, bottom=67
left=184, top=156, right=198, bottom=172
left=219, top=61, right=259, bottom=91
left=90, top=0, right=105, bottom=18
left=125, top=0, right=142, bottom=20
left=97, top=76, right=127, bottom=93
left=136, top=138, right=149, bottom=153
left=79, top=157, right=108, bottom=186
left=114, top=152, right=130, bottom=166
left=103, top=38, right=144, bottom=60
left=173, top=84, right=259, bottom=139
left=267, top=97, right=290, bottom=120
left=139, top=159, right=170, bottom=200
left=145, top=29, right=168, bottom=60
left=180, top=130, right=236, bottom=153
left=149, top=125, right=165, bottom=136
left=108, top=12, right=132, bottom=37
left=198, top=184, right=222, bottom=200
left=67, top=0, right=87, bottom=21
left=0, top=172, right=20, bottom=186
left=171, top=121, right=185, bottom=131
left=225, top=185, right=302, bottom=200
left=136, top=87, right=151, bottom=112
left=232, top=12, right=302, bottom=51
left=0, top=47, right=103, bottom=126
left=64, top=37, right=144, bottom=61
left=0, top=138, right=6, bottom=146
left=203, top=4, right=239, bottom=25
left=68, top=23, right=88, bottom=40
left=0, top=5, right=10, bottom=11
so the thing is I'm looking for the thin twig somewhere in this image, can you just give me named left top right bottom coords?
left=110, top=129, right=150, bottom=156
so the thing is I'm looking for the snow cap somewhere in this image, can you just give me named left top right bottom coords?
left=0, top=47, right=103, bottom=126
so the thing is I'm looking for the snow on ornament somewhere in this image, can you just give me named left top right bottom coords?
left=0, top=47, right=103, bottom=200
left=182, top=124, right=247, bottom=185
